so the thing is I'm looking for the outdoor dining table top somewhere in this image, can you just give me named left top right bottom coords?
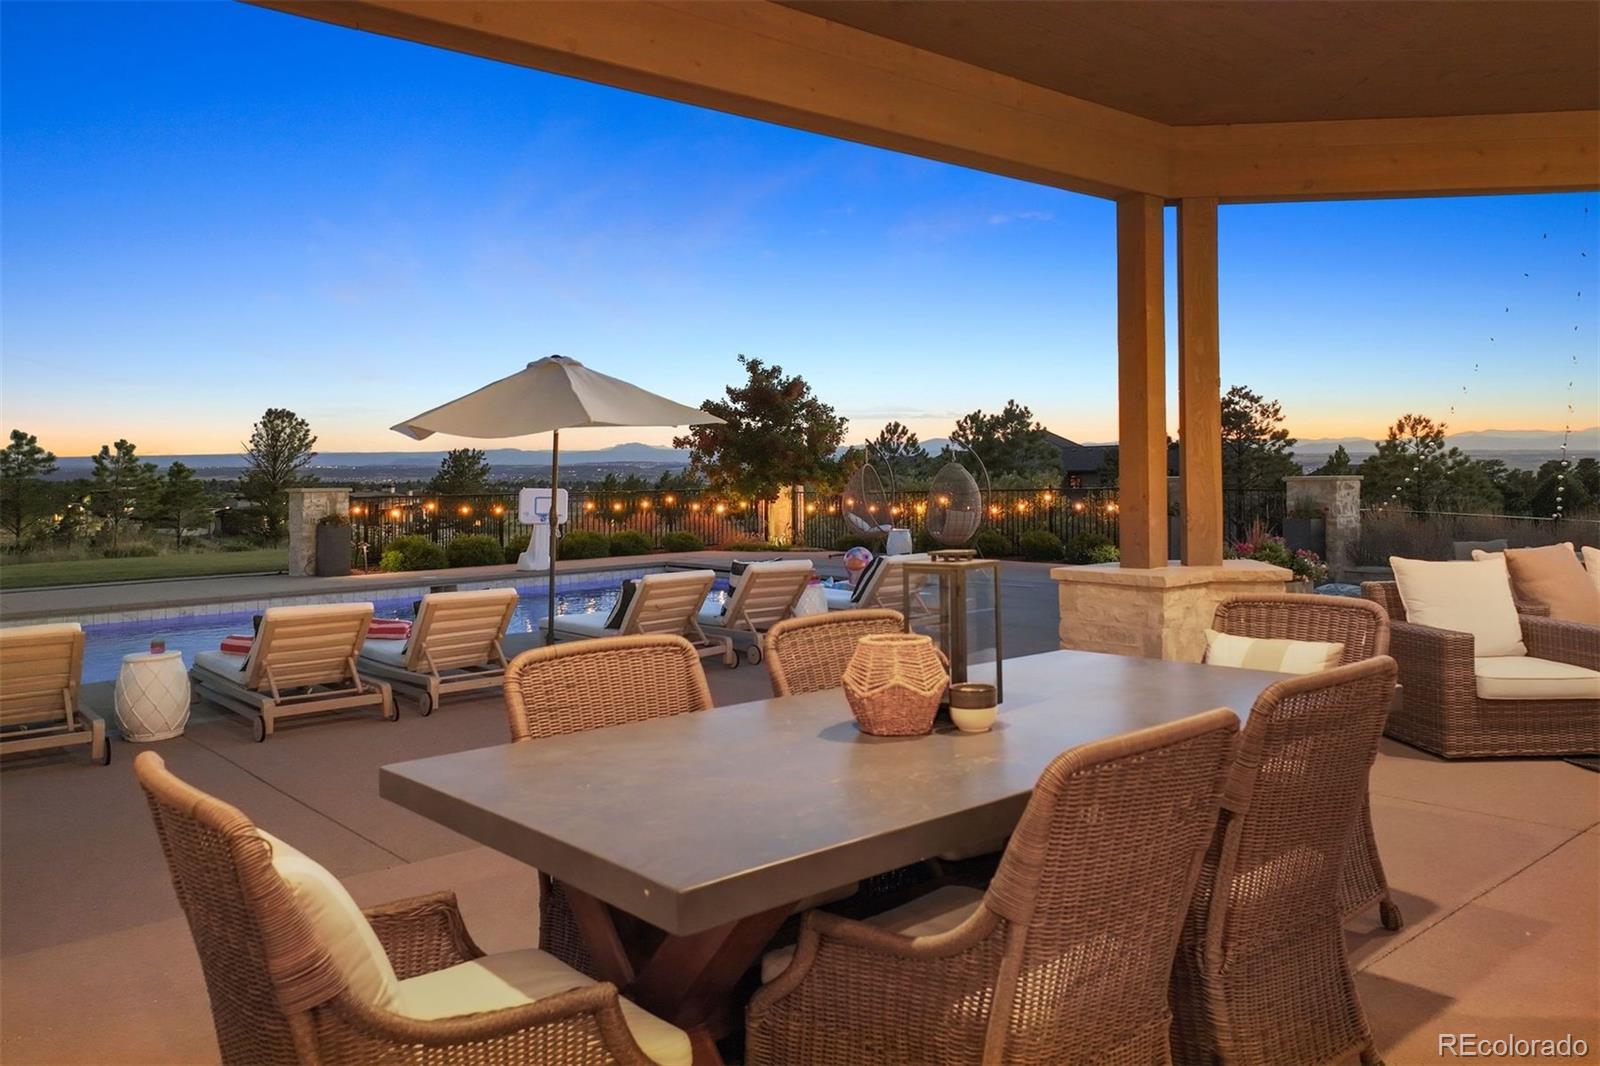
left=380, top=648, right=1286, bottom=936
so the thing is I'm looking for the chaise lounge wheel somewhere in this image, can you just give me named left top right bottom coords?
left=417, top=693, right=434, bottom=717
left=745, top=644, right=763, bottom=666
left=99, top=738, right=112, bottom=765
left=1379, top=899, right=1404, bottom=931
left=252, top=717, right=267, bottom=743
left=385, top=701, right=399, bottom=721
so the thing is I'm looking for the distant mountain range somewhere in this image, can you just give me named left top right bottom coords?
left=46, top=427, right=1599, bottom=479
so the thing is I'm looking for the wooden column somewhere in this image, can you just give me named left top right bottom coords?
left=1178, top=197, right=1224, bottom=566
left=1116, top=194, right=1168, bottom=569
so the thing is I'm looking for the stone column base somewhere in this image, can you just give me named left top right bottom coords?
left=1050, top=560, right=1293, bottom=662
left=287, top=487, right=352, bottom=577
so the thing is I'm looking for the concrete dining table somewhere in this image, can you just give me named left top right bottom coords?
left=380, top=648, right=1286, bottom=1051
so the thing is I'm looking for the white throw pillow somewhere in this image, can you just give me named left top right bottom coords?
left=1203, top=630, right=1345, bottom=674
left=1390, top=555, right=1526, bottom=657
left=259, top=830, right=401, bottom=1011
left=1583, top=546, right=1600, bottom=601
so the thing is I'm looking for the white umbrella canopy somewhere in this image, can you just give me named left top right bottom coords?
left=391, top=355, right=724, bottom=643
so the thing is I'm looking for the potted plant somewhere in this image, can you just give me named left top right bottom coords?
left=1284, top=503, right=1327, bottom=558
left=315, top=513, right=352, bottom=577
left=1230, top=531, right=1327, bottom=593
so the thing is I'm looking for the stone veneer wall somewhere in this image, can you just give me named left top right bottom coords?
left=286, top=487, right=351, bottom=577
left=1284, top=475, right=1362, bottom=581
left=1052, top=560, right=1293, bottom=662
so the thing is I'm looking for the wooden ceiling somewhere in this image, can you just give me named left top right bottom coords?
left=781, top=1, right=1600, bottom=125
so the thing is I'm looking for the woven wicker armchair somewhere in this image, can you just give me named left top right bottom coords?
left=764, top=609, right=906, bottom=696
left=1211, top=594, right=1402, bottom=931
left=135, top=751, right=675, bottom=1066
left=1362, top=581, right=1600, bottom=757
left=504, top=635, right=714, bottom=977
left=746, top=708, right=1240, bottom=1065
left=1170, top=656, right=1397, bottom=1066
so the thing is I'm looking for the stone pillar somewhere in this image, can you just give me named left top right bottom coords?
left=286, top=487, right=351, bottom=577
left=1051, top=560, right=1293, bottom=662
left=767, top=486, right=796, bottom=546
left=1285, top=475, right=1362, bottom=581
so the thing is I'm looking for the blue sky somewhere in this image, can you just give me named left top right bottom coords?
left=3, top=1, right=1597, bottom=456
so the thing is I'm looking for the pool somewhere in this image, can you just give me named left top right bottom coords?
left=80, top=579, right=731, bottom=683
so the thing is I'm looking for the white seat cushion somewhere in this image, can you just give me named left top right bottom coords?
left=1391, top=555, right=1527, bottom=657
left=258, top=830, right=401, bottom=1012
left=545, top=614, right=619, bottom=638
left=696, top=606, right=728, bottom=628
left=358, top=640, right=410, bottom=668
left=193, top=649, right=249, bottom=677
left=1203, top=630, right=1344, bottom=674
left=823, top=586, right=856, bottom=610
left=1583, top=547, right=1600, bottom=601
left=1473, top=656, right=1600, bottom=701
left=395, top=947, right=692, bottom=1066
left=761, top=884, right=983, bottom=983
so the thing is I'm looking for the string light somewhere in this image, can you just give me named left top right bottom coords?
left=715, top=503, right=728, bottom=515
left=388, top=508, right=401, bottom=520
left=491, top=504, right=505, bottom=516
left=663, top=494, right=676, bottom=506
left=458, top=504, right=472, bottom=516
left=690, top=502, right=701, bottom=512
left=423, top=501, right=437, bottom=513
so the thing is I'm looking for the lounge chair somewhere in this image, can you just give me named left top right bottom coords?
left=0, top=623, right=109, bottom=765
left=696, top=559, right=814, bottom=665
left=824, top=552, right=932, bottom=613
left=135, top=750, right=692, bottom=1066
left=190, top=603, right=396, bottom=741
left=358, top=588, right=518, bottom=715
left=747, top=709, right=1239, bottom=1065
left=765, top=609, right=907, bottom=697
left=542, top=569, right=734, bottom=667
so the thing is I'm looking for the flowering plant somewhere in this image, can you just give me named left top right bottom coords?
left=1229, top=530, right=1328, bottom=587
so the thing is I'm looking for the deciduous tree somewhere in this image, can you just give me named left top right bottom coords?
left=673, top=355, right=847, bottom=502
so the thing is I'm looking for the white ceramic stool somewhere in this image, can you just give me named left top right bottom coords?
left=885, top=527, right=913, bottom=555
left=115, top=651, right=191, bottom=741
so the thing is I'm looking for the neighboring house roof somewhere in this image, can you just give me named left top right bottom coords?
left=1046, top=431, right=1179, bottom=476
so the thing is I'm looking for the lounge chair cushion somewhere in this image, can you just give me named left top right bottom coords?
left=1203, top=630, right=1345, bottom=674
left=761, top=884, right=983, bottom=983
left=394, top=947, right=692, bottom=1066
left=257, top=830, right=401, bottom=1012
left=548, top=614, right=619, bottom=639
left=823, top=585, right=856, bottom=610
left=358, top=640, right=410, bottom=668
left=1473, top=656, right=1600, bottom=701
left=193, top=649, right=249, bottom=676
left=1495, top=543, right=1599, bottom=624
left=1390, top=555, right=1527, bottom=657
left=1453, top=538, right=1508, bottom=560
left=1585, top=547, right=1600, bottom=600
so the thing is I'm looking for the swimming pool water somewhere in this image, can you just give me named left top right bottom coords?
left=80, top=581, right=730, bottom=683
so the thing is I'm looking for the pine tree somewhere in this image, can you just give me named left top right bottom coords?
left=90, top=439, right=160, bottom=549
left=240, top=408, right=317, bottom=541
left=0, top=429, right=58, bottom=546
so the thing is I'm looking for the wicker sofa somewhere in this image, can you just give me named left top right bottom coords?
left=1362, top=581, right=1600, bottom=758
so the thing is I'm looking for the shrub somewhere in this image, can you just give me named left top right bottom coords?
left=972, top=530, right=1013, bottom=558
left=446, top=534, right=503, bottom=569
left=833, top=533, right=885, bottom=552
left=1086, top=542, right=1120, bottom=564
left=1063, top=531, right=1116, bottom=565
left=1232, top=532, right=1294, bottom=570
left=1017, top=529, right=1064, bottom=562
left=101, top=543, right=160, bottom=559
left=558, top=530, right=611, bottom=560
left=317, top=513, right=350, bottom=528
left=660, top=531, right=705, bottom=552
left=609, top=530, right=653, bottom=556
left=504, top=542, right=524, bottom=565
left=912, top=528, right=940, bottom=553
left=1292, top=548, right=1330, bottom=586
left=379, top=535, right=448, bottom=572
left=728, top=540, right=780, bottom=552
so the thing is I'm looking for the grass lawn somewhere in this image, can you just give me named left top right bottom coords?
left=0, top=549, right=288, bottom=590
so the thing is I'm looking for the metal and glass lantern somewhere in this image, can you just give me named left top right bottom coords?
left=897, top=550, right=1004, bottom=702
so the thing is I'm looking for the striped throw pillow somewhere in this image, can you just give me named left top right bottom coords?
left=1204, top=630, right=1345, bottom=674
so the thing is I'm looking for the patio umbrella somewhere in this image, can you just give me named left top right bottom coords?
left=391, top=355, right=723, bottom=642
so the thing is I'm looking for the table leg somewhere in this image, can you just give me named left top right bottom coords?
left=563, top=885, right=636, bottom=987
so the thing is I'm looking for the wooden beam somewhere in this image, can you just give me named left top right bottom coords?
left=252, top=0, right=1172, bottom=200
left=1116, top=195, right=1167, bottom=569
left=1173, top=110, right=1600, bottom=202
left=1177, top=198, right=1223, bottom=567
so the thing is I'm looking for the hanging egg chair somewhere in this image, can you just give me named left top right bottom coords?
left=925, top=446, right=989, bottom=547
left=842, top=451, right=894, bottom=536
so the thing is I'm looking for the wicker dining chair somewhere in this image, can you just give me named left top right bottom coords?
left=1362, top=580, right=1599, bottom=758
left=1169, top=656, right=1398, bottom=1066
left=746, top=708, right=1240, bottom=1065
left=504, top=635, right=715, bottom=977
left=765, top=609, right=906, bottom=696
left=134, top=751, right=677, bottom=1066
left=1211, top=593, right=1402, bottom=931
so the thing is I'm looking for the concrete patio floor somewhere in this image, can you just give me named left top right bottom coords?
left=1, top=566, right=1596, bottom=1064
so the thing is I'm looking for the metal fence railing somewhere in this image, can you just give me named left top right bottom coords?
left=348, top=489, right=767, bottom=565
left=795, top=488, right=1121, bottom=549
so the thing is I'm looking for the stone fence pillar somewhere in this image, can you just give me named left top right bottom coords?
left=286, top=487, right=351, bottom=577
left=1284, top=475, right=1362, bottom=581
left=767, top=486, right=797, bottom=546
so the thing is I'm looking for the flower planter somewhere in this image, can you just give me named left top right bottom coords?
left=315, top=522, right=352, bottom=577
left=1285, top=579, right=1315, bottom=595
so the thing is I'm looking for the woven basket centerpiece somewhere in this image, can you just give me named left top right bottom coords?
left=842, top=633, right=949, bottom=736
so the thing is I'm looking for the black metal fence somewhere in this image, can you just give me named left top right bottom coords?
left=348, top=490, right=766, bottom=566
left=1223, top=489, right=1287, bottom=544
left=795, top=488, right=1121, bottom=549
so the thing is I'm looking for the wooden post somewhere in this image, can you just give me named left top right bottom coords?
left=1116, top=194, right=1168, bottom=568
left=1178, top=197, right=1224, bottom=566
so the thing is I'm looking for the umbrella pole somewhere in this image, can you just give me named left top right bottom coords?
left=547, top=430, right=560, bottom=645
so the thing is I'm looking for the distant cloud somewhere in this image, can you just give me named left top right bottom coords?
left=987, top=210, right=1054, bottom=225
left=893, top=208, right=1055, bottom=239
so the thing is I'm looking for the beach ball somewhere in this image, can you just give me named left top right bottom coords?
left=844, top=546, right=874, bottom=586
